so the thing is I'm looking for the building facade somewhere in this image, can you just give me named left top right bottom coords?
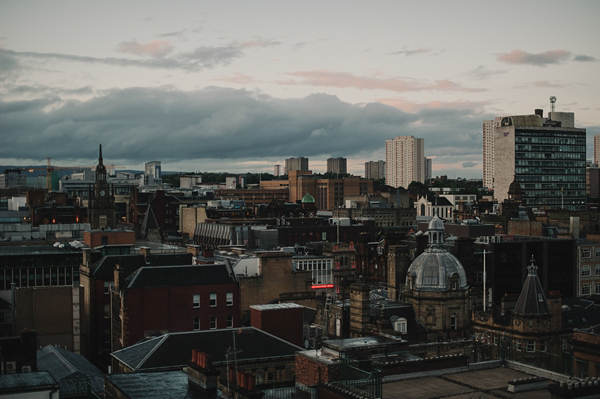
left=483, top=118, right=501, bottom=190
left=385, top=136, right=425, bottom=189
left=326, top=157, right=347, bottom=175
left=494, top=110, right=586, bottom=211
left=285, top=157, right=309, bottom=173
left=595, top=134, right=600, bottom=166
left=364, top=160, right=385, bottom=180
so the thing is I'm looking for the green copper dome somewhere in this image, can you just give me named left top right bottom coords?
left=301, top=192, right=315, bottom=203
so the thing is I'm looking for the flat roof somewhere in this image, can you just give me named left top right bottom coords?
left=383, top=366, right=551, bottom=399
left=250, top=303, right=304, bottom=311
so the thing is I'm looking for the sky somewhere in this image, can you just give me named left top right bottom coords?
left=1, top=0, right=599, bottom=179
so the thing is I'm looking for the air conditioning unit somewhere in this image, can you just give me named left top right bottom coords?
left=22, top=366, right=32, bottom=373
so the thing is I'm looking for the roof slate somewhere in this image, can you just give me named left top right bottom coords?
left=125, top=264, right=235, bottom=289
left=111, top=327, right=302, bottom=371
left=514, top=259, right=550, bottom=315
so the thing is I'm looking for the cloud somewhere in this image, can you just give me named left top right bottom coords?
left=282, top=70, right=486, bottom=93
left=211, top=72, right=258, bottom=84
left=388, top=48, right=431, bottom=56
left=237, top=38, right=281, bottom=48
left=117, top=40, right=174, bottom=58
left=530, top=81, right=564, bottom=88
left=0, top=87, right=491, bottom=177
left=497, top=49, right=571, bottom=66
left=466, top=65, right=506, bottom=80
left=0, top=46, right=243, bottom=72
left=378, top=98, right=492, bottom=113
left=0, top=50, right=22, bottom=82
left=574, top=54, right=597, bottom=62
left=462, top=161, right=477, bottom=168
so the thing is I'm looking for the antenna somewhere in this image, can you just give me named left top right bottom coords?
left=549, top=96, right=557, bottom=113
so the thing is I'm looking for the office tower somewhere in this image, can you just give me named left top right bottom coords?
left=285, top=157, right=309, bottom=173
left=274, top=164, right=281, bottom=176
left=494, top=109, right=586, bottom=211
left=327, top=157, right=347, bottom=175
left=425, top=157, right=432, bottom=183
left=385, top=136, right=425, bottom=189
left=365, top=161, right=385, bottom=180
left=483, top=118, right=501, bottom=190
left=594, top=135, right=600, bottom=166
left=145, top=161, right=161, bottom=179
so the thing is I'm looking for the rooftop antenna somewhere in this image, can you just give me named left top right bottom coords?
left=549, top=96, right=557, bottom=113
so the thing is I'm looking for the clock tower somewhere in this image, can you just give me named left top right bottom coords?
left=88, top=145, right=116, bottom=230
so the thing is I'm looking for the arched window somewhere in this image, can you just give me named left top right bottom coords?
left=255, top=373, right=263, bottom=385
left=420, top=204, right=425, bottom=216
left=267, top=371, right=274, bottom=383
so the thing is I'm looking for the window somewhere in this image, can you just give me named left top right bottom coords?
left=193, top=294, right=200, bottom=308
left=596, top=265, right=600, bottom=276
left=104, top=281, right=110, bottom=294
left=540, top=341, right=547, bottom=352
left=582, top=284, right=591, bottom=295
left=210, top=293, right=217, bottom=307
left=581, top=248, right=591, bottom=258
left=516, top=339, right=522, bottom=351
left=267, top=372, right=274, bottom=383
left=210, top=316, right=217, bottom=329
left=582, top=265, right=591, bottom=277
left=104, top=328, right=110, bottom=344
left=227, top=315, right=233, bottom=328
left=104, top=304, right=110, bottom=318
left=526, top=340, right=535, bottom=352
left=226, top=292, right=233, bottom=306
left=596, top=248, right=600, bottom=258
left=450, top=314, right=457, bottom=331
left=562, top=339, right=568, bottom=350
left=596, top=284, right=600, bottom=294
left=193, top=317, right=200, bottom=330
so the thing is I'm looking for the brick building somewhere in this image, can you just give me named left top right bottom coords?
left=111, top=264, right=239, bottom=352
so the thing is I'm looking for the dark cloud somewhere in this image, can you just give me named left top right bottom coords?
left=0, top=87, right=490, bottom=170
left=0, top=45, right=243, bottom=72
left=0, top=51, right=21, bottom=81
left=462, top=162, right=477, bottom=168
left=497, top=49, right=571, bottom=66
left=388, top=48, right=431, bottom=56
left=466, top=65, right=506, bottom=80
left=574, top=55, right=597, bottom=62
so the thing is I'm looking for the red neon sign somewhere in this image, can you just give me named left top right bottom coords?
left=311, top=284, right=334, bottom=290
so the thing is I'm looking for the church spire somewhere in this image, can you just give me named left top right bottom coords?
left=514, top=256, right=550, bottom=315
left=98, top=144, right=104, bottom=166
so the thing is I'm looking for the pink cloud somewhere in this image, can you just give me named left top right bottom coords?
left=497, top=49, right=571, bottom=66
left=116, top=40, right=173, bottom=58
left=282, top=70, right=485, bottom=93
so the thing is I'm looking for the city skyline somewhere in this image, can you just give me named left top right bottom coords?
left=1, top=1, right=599, bottom=178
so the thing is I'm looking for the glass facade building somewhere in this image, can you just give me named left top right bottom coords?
left=494, top=113, right=586, bottom=212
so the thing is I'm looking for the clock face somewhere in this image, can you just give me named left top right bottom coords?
left=99, top=190, right=106, bottom=197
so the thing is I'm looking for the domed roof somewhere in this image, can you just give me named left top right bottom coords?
left=508, top=177, right=522, bottom=196
left=406, top=215, right=468, bottom=292
left=428, top=216, right=444, bottom=231
left=301, top=192, right=315, bottom=203
left=406, top=248, right=468, bottom=291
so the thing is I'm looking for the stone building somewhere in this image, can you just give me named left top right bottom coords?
left=87, top=145, right=116, bottom=230
left=404, top=216, right=471, bottom=341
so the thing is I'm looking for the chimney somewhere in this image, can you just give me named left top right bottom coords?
left=187, top=350, right=220, bottom=392
left=186, top=244, right=202, bottom=256
left=114, top=264, right=124, bottom=291
left=534, top=109, right=543, bottom=117
left=138, top=246, right=151, bottom=262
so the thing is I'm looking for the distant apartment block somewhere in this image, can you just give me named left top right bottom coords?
left=0, top=169, right=27, bottom=188
left=483, top=118, right=501, bottom=190
left=364, top=160, right=385, bottom=180
left=385, top=135, right=425, bottom=188
left=327, top=157, right=347, bottom=175
left=595, top=135, right=600, bottom=166
left=274, top=164, right=281, bottom=176
left=425, top=157, right=432, bottom=182
left=285, top=157, right=309, bottom=173
left=143, top=161, right=162, bottom=186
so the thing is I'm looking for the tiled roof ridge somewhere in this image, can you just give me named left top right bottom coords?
left=136, top=334, right=170, bottom=369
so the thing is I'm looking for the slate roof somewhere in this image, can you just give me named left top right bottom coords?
left=37, top=345, right=104, bottom=396
left=106, top=371, right=217, bottom=399
left=111, top=327, right=302, bottom=371
left=514, top=257, right=550, bottom=315
left=0, top=371, right=58, bottom=392
left=147, top=253, right=193, bottom=266
left=91, top=254, right=146, bottom=280
left=124, top=264, right=235, bottom=289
